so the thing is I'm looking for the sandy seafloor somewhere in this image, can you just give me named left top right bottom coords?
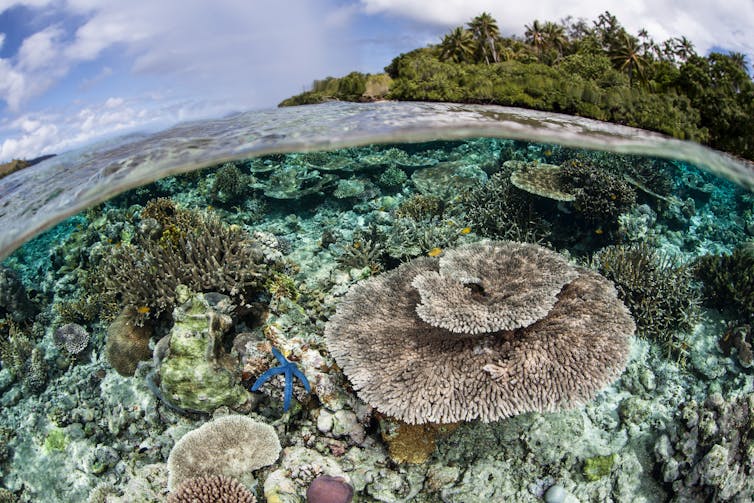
left=0, top=136, right=753, bottom=503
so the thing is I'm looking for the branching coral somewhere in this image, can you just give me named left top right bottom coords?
left=694, top=241, right=754, bottom=323
left=96, top=205, right=277, bottom=324
left=325, top=241, right=634, bottom=424
left=560, top=158, right=637, bottom=225
left=461, top=167, right=551, bottom=244
left=590, top=243, right=701, bottom=359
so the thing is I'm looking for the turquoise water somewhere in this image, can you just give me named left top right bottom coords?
left=1, top=105, right=753, bottom=502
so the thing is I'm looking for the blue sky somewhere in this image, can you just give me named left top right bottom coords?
left=0, top=0, right=752, bottom=162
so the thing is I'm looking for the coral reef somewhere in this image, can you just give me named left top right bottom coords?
left=462, top=167, right=551, bottom=243
left=560, top=158, right=637, bottom=226
left=694, top=241, right=754, bottom=323
left=0, top=266, right=37, bottom=323
left=325, top=241, right=634, bottom=423
left=509, top=162, right=576, bottom=202
left=166, top=414, right=281, bottom=491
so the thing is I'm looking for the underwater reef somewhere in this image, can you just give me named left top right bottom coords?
left=0, top=138, right=753, bottom=502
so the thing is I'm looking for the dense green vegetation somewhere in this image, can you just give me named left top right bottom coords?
left=280, top=12, right=754, bottom=161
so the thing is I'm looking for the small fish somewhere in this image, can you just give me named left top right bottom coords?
left=427, top=247, right=443, bottom=257
left=460, top=227, right=471, bottom=235
left=353, top=241, right=361, bottom=249
left=595, top=228, right=604, bottom=235
left=136, top=306, right=151, bottom=315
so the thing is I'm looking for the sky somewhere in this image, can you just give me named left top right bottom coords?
left=0, top=0, right=752, bottom=162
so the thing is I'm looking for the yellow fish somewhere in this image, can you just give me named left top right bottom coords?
left=427, top=247, right=443, bottom=257
left=460, top=227, right=471, bottom=235
left=595, top=228, right=604, bottom=235
left=136, top=306, right=151, bottom=315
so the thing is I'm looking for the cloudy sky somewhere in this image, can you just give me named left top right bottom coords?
left=0, top=0, right=752, bottom=162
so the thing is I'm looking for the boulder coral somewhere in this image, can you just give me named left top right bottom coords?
left=325, top=241, right=634, bottom=424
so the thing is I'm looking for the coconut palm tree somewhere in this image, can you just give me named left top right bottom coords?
left=542, top=21, right=567, bottom=59
left=672, top=36, right=696, bottom=62
left=439, top=27, right=475, bottom=63
left=524, top=20, right=546, bottom=57
left=468, top=12, right=500, bottom=64
left=609, top=32, right=648, bottom=85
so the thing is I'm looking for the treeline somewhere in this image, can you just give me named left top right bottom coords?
left=280, top=12, right=754, bottom=161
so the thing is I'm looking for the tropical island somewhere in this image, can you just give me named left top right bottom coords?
left=281, top=11, right=754, bottom=161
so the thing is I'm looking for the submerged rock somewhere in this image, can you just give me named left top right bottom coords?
left=157, top=287, right=251, bottom=413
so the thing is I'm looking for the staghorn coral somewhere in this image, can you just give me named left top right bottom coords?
left=97, top=206, right=276, bottom=324
left=559, top=158, right=637, bottom=225
left=0, top=320, right=35, bottom=380
left=211, top=162, right=250, bottom=204
left=53, top=323, right=89, bottom=355
left=166, top=415, right=281, bottom=491
left=168, top=475, right=256, bottom=503
left=325, top=241, right=634, bottom=424
left=590, top=243, right=701, bottom=359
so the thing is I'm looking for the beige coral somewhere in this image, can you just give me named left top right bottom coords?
left=325, top=241, right=634, bottom=424
left=167, top=415, right=281, bottom=491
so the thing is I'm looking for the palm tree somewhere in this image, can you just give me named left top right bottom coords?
left=439, top=27, right=475, bottom=63
left=672, top=36, right=696, bottom=62
left=524, top=20, right=546, bottom=57
left=542, top=22, right=567, bottom=58
left=609, top=32, right=648, bottom=85
left=727, top=51, right=748, bottom=72
left=468, top=12, right=500, bottom=64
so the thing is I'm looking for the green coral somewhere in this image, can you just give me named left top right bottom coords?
left=378, top=165, right=408, bottom=187
left=694, top=241, right=754, bottom=323
left=43, top=428, right=68, bottom=453
left=583, top=454, right=616, bottom=481
left=590, top=243, right=701, bottom=361
left=211, top=162, right=249, bottom=204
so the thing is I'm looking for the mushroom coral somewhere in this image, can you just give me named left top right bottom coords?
left=325, top=241, right=634, bottom=424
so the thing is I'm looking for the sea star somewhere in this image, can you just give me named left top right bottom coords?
left=250, top=347, right=311, bottom=412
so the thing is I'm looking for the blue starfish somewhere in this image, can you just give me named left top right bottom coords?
left=250, top=347, right=311, bottom=412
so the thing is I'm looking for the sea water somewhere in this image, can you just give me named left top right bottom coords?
left=0, top=102, right=752, bottom=502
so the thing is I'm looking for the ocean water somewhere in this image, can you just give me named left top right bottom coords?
left=0, top=102, right=753, bottom=502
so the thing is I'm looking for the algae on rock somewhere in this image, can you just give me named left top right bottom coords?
left=157, top=287, right=250, bottom=413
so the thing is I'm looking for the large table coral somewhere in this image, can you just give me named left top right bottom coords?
left=325, top=241, right=635, bottom=424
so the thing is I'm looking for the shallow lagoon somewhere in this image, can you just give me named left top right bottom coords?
left=0, top=103, right=753, bottom=502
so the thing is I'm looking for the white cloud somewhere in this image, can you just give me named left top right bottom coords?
left=0, top=33, right=5, bottom=50
left=0, top=95, right=219, bottom=160
left=17, top=26, right=63, bottom=71
left=359, top=0, right=754, bottom=58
